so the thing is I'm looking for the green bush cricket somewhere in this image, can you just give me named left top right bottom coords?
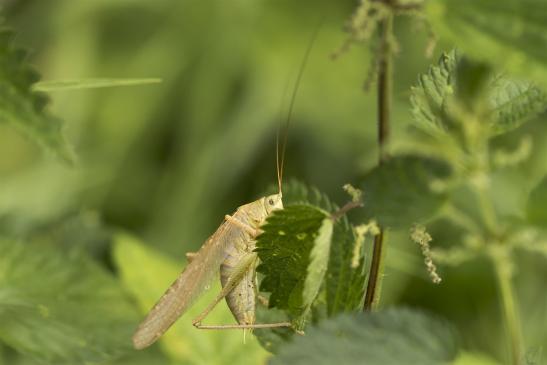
left=132, top=28, right=318, bottom=350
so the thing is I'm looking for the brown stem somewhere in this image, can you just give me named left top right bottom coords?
left=363, top=13, right=393, bottom=312
left=331, top=201, right=363, bottom=221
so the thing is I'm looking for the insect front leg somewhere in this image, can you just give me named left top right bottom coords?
left=224, top=214, right=262, bottom=237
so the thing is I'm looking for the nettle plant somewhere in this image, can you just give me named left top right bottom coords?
left=0, top=1, right=546, bottom=365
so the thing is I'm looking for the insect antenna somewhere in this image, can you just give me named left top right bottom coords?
left=276, top=21, right=323, bottom=195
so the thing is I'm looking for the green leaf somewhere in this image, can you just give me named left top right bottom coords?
left=489, top=77, right=547, bottom=135
left=272, top=308, right=458, bottom=365
left=280, top=180, right=338, bottom=212
left=426, top=0, right=547, bottom=88
left=256, top=205, right=333, bottom=322
left=254, top=306, right=293, bottom=354
left=325, top=218, right=366, bottom=316
left=455, top=57, right=492, bottom=113
left=113, top=233, right=269, bottom=365
left=33, top=78, right=162, bottom=92
left=411, top=50, right=546, bottom=136
left=357, top=155, right=451, bottom=228
left=452, top=352, right=501, bottom=365
left=410, top=50, right=457, bottom=133
left=526, top=175, right=547, bottom=226
left=0, top=29, right=73, bottom=164
left=0, top=238, right=139, bottom=364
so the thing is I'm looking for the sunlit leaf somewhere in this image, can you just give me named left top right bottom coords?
left=452, top=352, right=501, bottom=365
left=33, top=78, right=162, bottom=92
left=0, top=29, right=73, bottom=164
left=113, top=233, right=269, bottom=365
left=0, top=238, right=138, bottom=364
left=410, top=50, right=457, bottom=133
left=410, top=51, right=546, bottom=136
left=272, top=308, right=458, bottom=365
left=526, top=175, right=547, bottom=226
left=426, top=0, right=547, bottom=88
left=489, top=78, right=547, bottom=135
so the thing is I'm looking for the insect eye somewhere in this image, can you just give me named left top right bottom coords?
left=268, top=198, right=274, bottom=205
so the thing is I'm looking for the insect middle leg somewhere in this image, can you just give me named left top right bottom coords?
left=191, top=253, right=292, bottom=330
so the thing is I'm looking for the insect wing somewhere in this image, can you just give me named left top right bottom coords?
left=132, top=219, right=238, bottom=349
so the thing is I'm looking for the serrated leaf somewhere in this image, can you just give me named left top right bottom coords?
left=0, top=29, right=73, bottom=163
left=489, top=77, right=547, bottom=134
left=272, top=308, right=458, bottom=365
left=356, top=155, right=451, bottom=228
left=256, top=205, right=332, bottom=321
left=33, top=78, right=161, bottom=92
left=411, top=50, right=546, bottom=136
left=426, top=0, right=547, bottom=88
left=113, top=233, right=269, bottom=365
left=268, top=181, right=366, bottom=315
left=0, top=238, right=139, bottom=364
left=410, top=50, right=457, bottom=133
left=526, top=175, right=547, bottom=226
left=281, top=180, right=338, bottom=212
left=326, top=218, right=366, bottom=316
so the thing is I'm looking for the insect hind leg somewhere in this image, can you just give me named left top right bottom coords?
left=193, top=322, right=293, bottom=330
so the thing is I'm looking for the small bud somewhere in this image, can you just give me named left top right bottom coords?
left=343, top=183, right=363, bottom=203
left=410, top=224, right=442, bottom=284
left=352, top=221, right=380, bottom=268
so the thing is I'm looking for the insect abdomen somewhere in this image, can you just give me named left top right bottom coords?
left=220, top=235, right=257, bottom=325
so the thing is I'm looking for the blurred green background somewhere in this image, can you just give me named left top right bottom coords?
left=0, top=0, right=546, bottom=364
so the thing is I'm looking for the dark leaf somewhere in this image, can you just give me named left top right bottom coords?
left=271, top=308, right=458, bottom=365
left=256, top=205, right=332, bottom=323
left=357, top=156, right=451, bottom=228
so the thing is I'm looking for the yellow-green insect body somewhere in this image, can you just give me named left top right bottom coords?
left=132, top=194, right=283, bottom=350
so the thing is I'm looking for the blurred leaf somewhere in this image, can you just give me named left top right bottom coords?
left=0, top=238, right=139, bottom=364
left=254, top=306, right=293, bottom=354
left=33, top=78, right=162, bottom=92
left=452, top=352, right=501, bottom=365
left=113, top=233, right=269, bottom=365
left=489, top=78, right=547, bottom=135
left=410, top=50, right=457, bottom=133
left=357, top=156, right=451, bottom=228
left=0, top=29, right=73, bottom=164
left=426, top=0, right=547, bottom=88
left=256, top=205, right=332, bottom=323
left=411, top=51, right=546, bottom=136
left=455, top=57, right=492, bottom=113
left=272, top=308, right=458, bottom=365
left=526, top=175, right=547, bottom=226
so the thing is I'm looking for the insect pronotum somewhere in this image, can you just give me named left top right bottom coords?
left=132, top=27, right=319, bottom=350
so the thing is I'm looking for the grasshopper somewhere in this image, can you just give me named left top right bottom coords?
left=132, top=27, right=318, bottom=350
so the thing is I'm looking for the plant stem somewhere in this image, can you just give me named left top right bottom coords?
left=492, top=249, right=523, bottom=365
left=363, top=13, right=393, bottom=312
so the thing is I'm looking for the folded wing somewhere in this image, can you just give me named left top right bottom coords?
left=132, top=219, right=238, bottom=349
